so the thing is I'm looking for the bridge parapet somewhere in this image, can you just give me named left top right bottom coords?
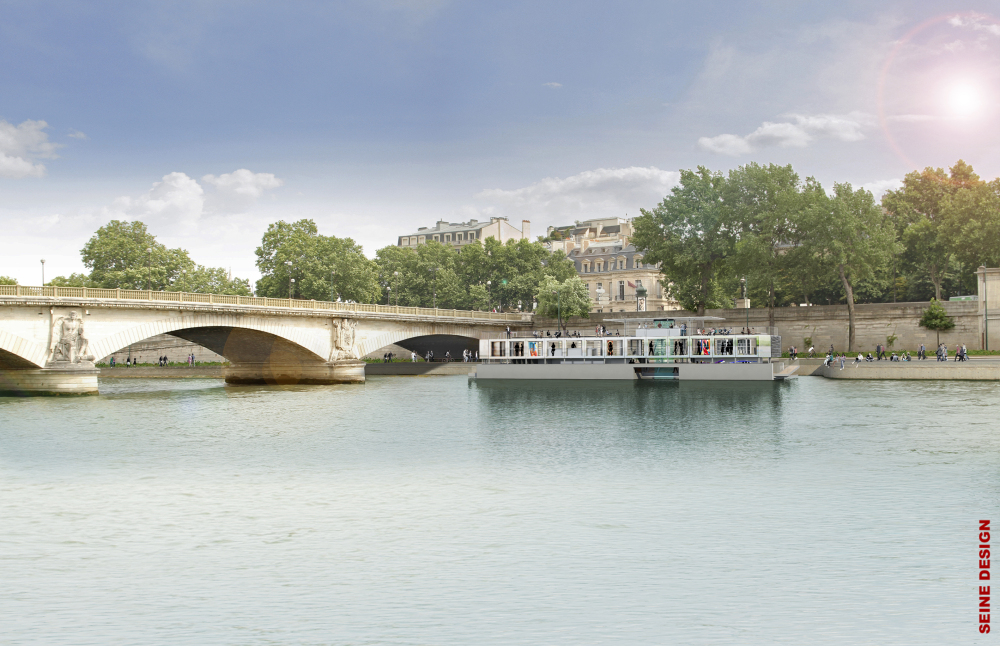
left=0, top=285, right=533, bottom=324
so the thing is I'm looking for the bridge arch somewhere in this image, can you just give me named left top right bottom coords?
left=358, top=324, right=488, bottom=358
left=89, top=313, right=331, bottom=364
left=0, top=330, right=48, bottom=368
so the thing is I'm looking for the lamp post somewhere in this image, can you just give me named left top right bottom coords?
left=393, top=271, right=399, bottom=306
left=285, top=260, right=293, bottom=299
left=982, top=265, right=989, bottom=351
left=431, top=267, right=438, bottom=308
left=386, top=285, right=391, bottom=305
left=146, top=247, right=153, bottom=290
left=40, top=259, right=45, bottom=286
left=739, top=276, right=749, bottom=330
left=552, top=289, right=563, bottom=333
left=330, top=269, right=335, bottom=302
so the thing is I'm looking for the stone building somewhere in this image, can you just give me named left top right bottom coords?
left=397, top=217, right=530, bottom=249
left=545, top=217, right=680, bottom=313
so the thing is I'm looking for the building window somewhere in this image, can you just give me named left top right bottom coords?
left=456, top=232, right=464, bottom=241
left=444, top=234, right=451, bottom=242
left=418, top=236, right=425, bottom=244
left=636, top=279, right=642, bottom=287
left=433, top=235, right=440, bottom=241
left=410, top=237, right=417, bottom=245
left=618, top=281, right=625, bottom=300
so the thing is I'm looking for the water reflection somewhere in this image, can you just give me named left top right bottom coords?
left=471, top=380, right=789, bottom=468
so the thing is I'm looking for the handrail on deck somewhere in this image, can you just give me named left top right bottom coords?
left=0, top=285, right=529, bottom=322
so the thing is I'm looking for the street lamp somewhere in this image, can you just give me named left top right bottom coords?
left=285, top=260, right=293, bottom=299
left=147, top=247, right=153, bottom=290
left=431, top=267, right=439, bottom=308
left=740, top=276, right=749, bottom=330
left=40, top=259, right=45, bottom=286
left=393, top=271, right=399, bottom=306
left=552, top=289, right=563, bottom=333
left=330, top=268, right=335, bottom=302
left=290, top=278, right=296, bottom=299
left=386, top=285, right=391, bottom=305
left=486, top=280, right=491, bottom=311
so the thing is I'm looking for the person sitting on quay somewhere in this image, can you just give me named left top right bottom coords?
left=853, top=352, right=864, bottom=366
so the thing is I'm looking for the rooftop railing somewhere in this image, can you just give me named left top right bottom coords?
left=0, top=285, right=528, bottom=322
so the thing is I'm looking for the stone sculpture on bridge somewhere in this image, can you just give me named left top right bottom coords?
left=331, top=318, right=359, bottom=360
left=49, top=311, right=95, bottom=365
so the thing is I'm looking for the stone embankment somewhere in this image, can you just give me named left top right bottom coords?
left=815, top=360, right=1000, bottom=380
left=98, top=363, right=479, bottom=378
left=100, top=366, right=224, bottom=378
left=365, top=362, right=477, bottom=376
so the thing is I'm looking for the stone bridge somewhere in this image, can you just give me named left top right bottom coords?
left=0, top=286, right=530, bottom=395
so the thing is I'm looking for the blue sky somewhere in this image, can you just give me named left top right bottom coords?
left=3, top=1, right=1000, bottom=284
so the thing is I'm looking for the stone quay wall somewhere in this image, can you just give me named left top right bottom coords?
left=533, top=300, right=984, bottom=353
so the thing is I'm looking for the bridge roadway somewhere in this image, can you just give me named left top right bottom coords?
left=0, top=286, right=531, bottom=395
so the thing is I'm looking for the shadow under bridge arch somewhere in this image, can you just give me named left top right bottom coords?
left=384, top=334, right=482, bottom=360
left=167, top=326, right=328, bottom=365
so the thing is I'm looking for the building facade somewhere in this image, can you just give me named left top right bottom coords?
left=546, top=217, right=680, bottom=313
left=397, top=217, right=530, bottom=249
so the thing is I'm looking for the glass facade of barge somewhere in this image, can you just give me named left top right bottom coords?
left=480, top=335, right=775, bottom=363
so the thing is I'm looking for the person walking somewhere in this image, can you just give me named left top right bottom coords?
left=918, top=343, right=925, bottom=360
left=505, top=326, right=510, bottom=339
left=411, top=351, right=416, bottom=362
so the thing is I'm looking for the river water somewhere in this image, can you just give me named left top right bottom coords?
left=0, top=375, right=995, bottom=645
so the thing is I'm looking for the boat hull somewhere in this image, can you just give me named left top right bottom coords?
left=474, top=362, right=779, bottom=381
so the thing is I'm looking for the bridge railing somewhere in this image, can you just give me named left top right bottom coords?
left=0, top=285, right=529, bottom=322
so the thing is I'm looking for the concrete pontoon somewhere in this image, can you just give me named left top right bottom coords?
left=473, top=318, right=794, bottom=381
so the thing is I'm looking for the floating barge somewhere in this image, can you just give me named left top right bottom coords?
left=473, top=318, right=795, bottom=382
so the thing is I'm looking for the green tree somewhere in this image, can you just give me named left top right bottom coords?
left=940, top=178, right=1000, bottom=270
left=47, top=273, right=94, bottom=287
left=0, top=276, right=17, bottom=285
left=725, top=162, right=809, bottom=327
left=374, top=237, right=576, bottom=310
left=919, top=298, right=955, bottom=346
left=172, top=266, right=252, bottom=296
left=535, top=275, right=590, bottom=328
left=80, top=220, right=249, bottom=293
left=801, top=183, right=900, bottom=351
left=633, top=166, right=735, bottom=315
left=882, top=161, right=982, bottom=301
left=255, top=219, right=380, bottom=302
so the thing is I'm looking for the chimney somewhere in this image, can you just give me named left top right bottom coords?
left=521, top=220, right=530, bottom=240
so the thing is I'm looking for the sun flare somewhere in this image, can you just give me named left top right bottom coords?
left=946, top=82, right=983, bottom=118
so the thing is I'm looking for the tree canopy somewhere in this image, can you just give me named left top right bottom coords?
left=535, top=275, right=591, bottom=323
left=633, top=166, right=734, bottom=315
left=64, top=220, right=251, bottom=294
left=373, top=237, right=577, bottom=310
left=255, top=219, right=380, bottom=302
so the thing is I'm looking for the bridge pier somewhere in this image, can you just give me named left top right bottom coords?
left=0, top=366, right=100, bottom=396
left=223, top=359, right=366, bottom=385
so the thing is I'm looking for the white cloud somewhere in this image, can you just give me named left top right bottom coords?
left=543, top=82, right=562, bottom=88
left=698, top=111, right=873, bottom=156
left=110, top=172, right=206, bottom=229
left=0, top=119, right=60, bottom=178
left=104, top=168, right=283, bottom=232
left=202, top=169, right=283, bottom=213
left=697, top=133, right=752, bottom=156
left=861, top=178, right=902, bottom=199
left=949, top=14, right=1000, bottom=37
left=67, top=130, right=88, bottom=139
left=475, top=166, right=679, bottom=225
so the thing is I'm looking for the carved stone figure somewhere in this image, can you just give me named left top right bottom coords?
left=331, top=318, right=359, bottom=360
left=50, top=311, right=95, bottom=364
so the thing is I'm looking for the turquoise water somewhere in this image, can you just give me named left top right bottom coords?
left=0, top=376, right=996, bottom=644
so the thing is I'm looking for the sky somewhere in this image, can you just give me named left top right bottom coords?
left=2, top=0, right=1000, bottom=285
